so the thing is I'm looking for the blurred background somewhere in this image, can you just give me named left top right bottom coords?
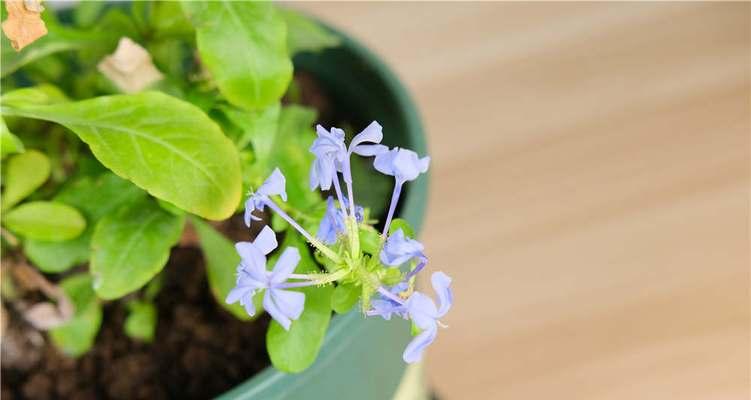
left=291, top=2, right=749, bottom=399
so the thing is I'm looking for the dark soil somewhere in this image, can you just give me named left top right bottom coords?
left=1, top=238, right=271, bottom=400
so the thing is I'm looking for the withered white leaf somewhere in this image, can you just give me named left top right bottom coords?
left=23, top=302, right=72, bottom=330
left=1, top=0, right=47, bottom=51
left=98, top=37, right=164, bottom=94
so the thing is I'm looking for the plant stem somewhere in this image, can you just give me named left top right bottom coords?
left=332, top=175, right=348, bottom=221
left=264, top=198, right=341, bottom=264
left=377, top=286, right=405, bottom=304
left=279, top=269, right=349, bottom=289
left=381, top=180, right=403, bottom=236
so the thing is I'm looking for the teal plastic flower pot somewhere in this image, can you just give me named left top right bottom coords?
left=217, top=22, right=429, bottom=400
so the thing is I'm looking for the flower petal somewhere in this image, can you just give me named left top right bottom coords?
left=406, top=292, right=438, bottom=329
left=373, top=148, right=397, bottom=176
left=226, top=286, right=249, bottom=304
left=260, top=168, right=287, bottom=201
left=235, top=241, right=266, bottom=267
left=270, top=247, right=301, bottom=284
left=353, top=144, right=388, bottom=157
left=402, top=326, right=437, bottom=363
left=241, top=291, right=257, bottom=316
left=253, top=226, right=278, bottom=255
left=264, top=290, right=291, bottom=330
left=431, top=271, right=453, bottom=317
left=349, top=121, right=383, bottom=150
left=270, top=288, right=305, bottom=320
left=418, top=156, right=431, bottom=173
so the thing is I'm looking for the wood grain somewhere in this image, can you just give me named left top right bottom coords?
left=289, top=3, right=750, bottom=398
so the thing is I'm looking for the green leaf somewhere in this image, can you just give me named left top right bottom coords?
left=55, top=172, right=148, bottom=221
left=0, top=84, right=68, bottom=108
left=359, top=225, right=382, bottom=256
left=0, top=24, right=84, bottom=78
left=267, top=231, right=333, bottom=373
left=4, top=201, right=85, bottom=241
left=191, top=217, right=256, bottom=321
left=49, top=274, right=102, bottom=357
left=1, top=149, right=50, bottom=211
left=1, top=89, right=242, bottom=220
left=124, top=301, right=157, bottom=343
left=331, top=283, right=360, bottom=314
left=91, top=198, right=184, bottom=300
left=219, top=103, right=280, bottom=150
left=182, top=1, right=292, bottom=110
left=267, top=105, right=321, bottom=210
left=389, top=218, right=415, bottom=238
left=24, top=173, right=147, bottom=273
left=149, top=1, right=195, bottom=39
left=281, top=9, right=341, bottom=55
left=1, top=117, right=24, bottom=158
left=24, top=233, right=91, bottom=273
left=73, top=1, right=107, bottom=28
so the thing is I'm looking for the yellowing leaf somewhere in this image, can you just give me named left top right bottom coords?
left=1, top=0, right=47, bottom=51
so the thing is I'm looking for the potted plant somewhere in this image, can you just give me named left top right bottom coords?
left=0, top=2, right=451, bottom=399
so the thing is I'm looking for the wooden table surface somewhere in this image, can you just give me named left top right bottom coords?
left=291, top=3, right=749, bottom=399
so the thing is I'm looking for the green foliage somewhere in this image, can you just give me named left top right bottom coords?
left=191, top=217, right=257, bottom=320
left=389, top=218, right=415, bottom=238
left=1, top=89, right=242, bottom=220
left=219, top=103, right=281, bottom=151
left=0, top=118, right=24, bottom=158
left=1, top=22, right=84, bottom=78
left=281, top=9, right=341, bottom=55
left=267, top=232, right=333, bottom=373
left=49, top=274, right=102, bottom=357
left=359, top=225, right=382, bottom=256
left=90, top=198, right=184, bottom=299
left=1, top=150, right=50, bottom=211
left=331, top=283, right=360, bottom=314
left=268, top=105, right=321, bottom=210
left=124, top=300, right=158, bottom=343
left=24, top=172, right=147, bottom=273
left=182, top=1, right=292, bottom=110
left=3, top=201, right=85, bottom=241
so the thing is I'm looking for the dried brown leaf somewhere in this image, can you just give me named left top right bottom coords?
left=23, top=302, right=70, bottom=330
left=98, top=37, right=164, bottom=93
left=1, top=0, right=47, bottom=51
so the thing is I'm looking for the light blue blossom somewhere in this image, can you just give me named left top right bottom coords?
left=316, top=196, right=365, bottom=245
left=374, top=147, right=431, bottom=235
left=402, top=271, right=452, bottom=363
left=366, top=282, right=409, bottom=320
left=226, top=226, right=305, bottom=331
left=374, top=147, right=430, bottom=185
left=309, top=125, right=347, bottom=191
left=341, top=121, right=388, bottom=182
left=244, top=168, right=287, bottom=227
left=380, top=229, right=425, bottom=266
left=367, top=272, right=453, bottom=363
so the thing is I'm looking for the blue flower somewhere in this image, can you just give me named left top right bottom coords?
left=316, top=196, right=365, bottom=245
left=309, top=125, right=347, bottom=191
left=244, top=168, right=287, bottom=227
left=367, top=282, right=409, bottom=320
left=366, top=272, right=453, bottom=363
left=402, top=271, right=453, bottom=363
left=380, top=229, right=425, bottom=266
left=316, top=197, right=346, bottom=245
left=226, top=226, right=305, bottom=331
left=347, top=121, right=389, bottom=156
left=374, top=147, right=430, bottom=235
left=374, top=147, right=430, bottom=184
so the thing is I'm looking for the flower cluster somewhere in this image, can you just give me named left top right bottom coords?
left=227, top=121, right=453, bottom=363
